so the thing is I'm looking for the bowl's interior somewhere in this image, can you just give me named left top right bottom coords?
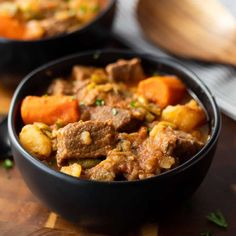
left=9, top=50, right=220, bottom=182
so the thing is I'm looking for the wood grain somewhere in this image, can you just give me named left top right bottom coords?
left=0, top=74, right=21, bottom=115
left=137, top=0, right=236, bottom=66
left=0, top=83, right=12, bottom=114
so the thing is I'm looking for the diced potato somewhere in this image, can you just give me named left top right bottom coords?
left=19, top=124, right=52, bottom=159
left=161, top=100, right=206, bottom=131
left=60, top=163, right=82, bottom=177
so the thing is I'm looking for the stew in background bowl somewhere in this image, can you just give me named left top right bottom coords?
left=0, top=0, right=109, bottom=40
left=0, top=0, right=116, bottom=75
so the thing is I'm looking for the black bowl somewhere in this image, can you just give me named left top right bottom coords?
left=0, top=0, right=116, bottom=75
left=7, top=50, right=221, bottom=229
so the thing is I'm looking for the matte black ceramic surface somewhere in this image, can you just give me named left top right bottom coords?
left=7, top=50, right=221, bottom=228
left=0, top=118, right=11, bottom=158
left=0, top=0, right=116, bottom=75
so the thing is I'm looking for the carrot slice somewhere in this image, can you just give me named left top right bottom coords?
left=137, top=76, right=186, bottom=108
left=21, top=95, right=80, bottom=125
left=0, top=16, right=26, bottom=40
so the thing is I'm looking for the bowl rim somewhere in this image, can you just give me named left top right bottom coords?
left=8, top=49, right=221, bottom=186
left=0, top=0, right=116, bottom=44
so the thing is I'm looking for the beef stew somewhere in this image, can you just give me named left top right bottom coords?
left=19, top=58, right=209, bottom=181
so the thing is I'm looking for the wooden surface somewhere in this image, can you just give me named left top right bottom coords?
left=1, top=68, right=236, bottom=236
left=137, top=0, right=236, bottom=66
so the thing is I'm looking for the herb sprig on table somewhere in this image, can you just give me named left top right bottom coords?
left=206, top=211, right=228, bottom=229
left=2, top=158, right=14, bottom=170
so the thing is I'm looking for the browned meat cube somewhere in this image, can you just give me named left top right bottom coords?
left=47, top=79, right=72, bottom=95
left=86, top=128, right=149, bottom=181
left=137, top=138, right=175, bottom=179
left=56, top=121, right=116, bottom=166
left=151, top=125, right=204, bottom=160
left=82, top=106, right=141, bottom=132
left=105, top=58, right=145, bottom=82
left=87, top=149, right=140, bottom=181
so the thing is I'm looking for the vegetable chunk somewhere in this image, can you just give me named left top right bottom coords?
left=0, top=16, right=26, bottom=39
left=60, top=163, right=82, bottom=177
left=19, top=124, right=52, bottom=159
left=161, top=100, right=206, bottom=131
left=21, top=95, right=80, bottom=125
left=137, top=75, right=186, bottom=108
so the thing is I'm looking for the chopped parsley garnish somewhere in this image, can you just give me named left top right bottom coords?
left=95, top=99, right=105, bottom=106
left=3, top=158, right=13, bottom=170
left=112, top=108, right=118, bottom=116
left=130, top=101, right=136, bottom=108
left=206, top=211, right=228, bottom=229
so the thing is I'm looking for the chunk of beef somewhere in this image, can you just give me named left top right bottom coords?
left=86, top=125, right=203, bottom=181
left=137, top=138, right=175, bottom=179
left=56, top=121, right=116, bottom=166
left=151, top=125, right=204, bottom=160
left=87, top=150, right=140, bottom=181
left=79, top=105, right=92, bottom=121
left=80, top=106, right=142, bottom=132
left=86, top=128, right=149, bottom=181
left=76, top=87, right=99, bottom=106
left=86, top=138, right=174, bottom=181
left=73, top=79, right=99, bottom=105
left=47, top=79, right=73, bottom=95
left=106, top=58, right=145, bottom=82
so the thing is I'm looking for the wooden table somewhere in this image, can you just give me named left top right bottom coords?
left=0, top=68, right=236, bottom=236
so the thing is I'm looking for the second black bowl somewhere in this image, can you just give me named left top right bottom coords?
left=0, top=0, right=116, bottom=75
